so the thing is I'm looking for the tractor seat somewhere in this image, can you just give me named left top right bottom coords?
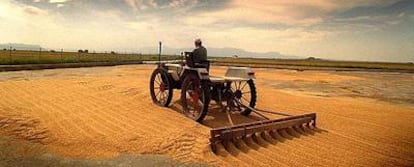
left=185, top=54, right=210, bottom=71
left=188, top=61, right=210, bottom=72
left=193, top=62, right=209, bottom=69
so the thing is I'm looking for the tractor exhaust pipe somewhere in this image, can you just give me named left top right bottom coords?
left=158, top=41, right=162, bottom=65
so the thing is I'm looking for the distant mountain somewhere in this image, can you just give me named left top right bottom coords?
left=0, top=43, right=301, bottom=59
left=139, top=46, right=301, bottom=59
left=0, top=43, right=43, bottom=50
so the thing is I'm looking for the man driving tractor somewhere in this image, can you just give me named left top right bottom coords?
left=192, top=39, right=207, bottom=63
left=187, top=39, right=209, bottom=70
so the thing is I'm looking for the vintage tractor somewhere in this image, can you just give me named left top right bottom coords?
left=149, top=43, right=316, bottom=153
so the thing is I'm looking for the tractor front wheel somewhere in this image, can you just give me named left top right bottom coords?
left=149, top=68, right=173, bottom=107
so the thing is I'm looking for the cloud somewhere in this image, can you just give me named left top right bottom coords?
left=24, top=6, right=48, bottom=15
left=183, top=0, right=404, bottom=26
left=124, top=0, right=196, bottom=10
left=124, top=0, right=139, bottom=10
left=0, top=0, right=60, bottom=43
left=49, top=0, right=68, bottom=3
left=2, top=0, right=413, bottom=62
left=185, top=1, right=330, bottom=26
left=319, top=0, right=414, bottom=32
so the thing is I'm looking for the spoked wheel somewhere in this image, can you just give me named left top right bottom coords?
left=181, top=73, right=210, bottom=122
left=149, top=68, right=173, bottom=107
left=230, top=79, right=257, bottom=116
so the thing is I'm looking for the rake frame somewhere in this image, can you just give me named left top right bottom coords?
left=210, top=104, right=316, bottom=153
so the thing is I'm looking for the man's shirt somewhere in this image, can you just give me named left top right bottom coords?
left=192, top=46, right=207, bottom=63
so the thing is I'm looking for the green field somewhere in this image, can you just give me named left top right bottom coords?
left=0, top=50, right=178, bottom=65
left=1, top=50, right=413, bottom=72
left=212, top=57, right=414, bottom=72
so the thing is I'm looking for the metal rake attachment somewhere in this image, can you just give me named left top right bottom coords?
left=209, top=111, right=316, bottom=153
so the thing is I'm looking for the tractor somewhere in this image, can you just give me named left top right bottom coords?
left=149, top=43, right=316, bottom=153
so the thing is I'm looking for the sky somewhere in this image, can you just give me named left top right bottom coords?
left=0, top=0, right=413, bottom=62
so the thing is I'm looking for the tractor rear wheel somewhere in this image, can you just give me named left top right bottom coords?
left=149, top=68, right=173, bottom=107
left=181, top=73, right=210, bottom=122
left=231, top=79, right=257, bottom=116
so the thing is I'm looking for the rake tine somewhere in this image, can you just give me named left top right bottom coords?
left=294, top=125, right=304, bottom=135
left=226, top=141, right=242, bottom=155
left=254, top=133, right=270, bottom=147
left=302, top=125, right=317, bottom=135
left=299, top=123, right=307, bottom=131
left=222, top=140, right=231, bottom=153
left=285, top=127, right=296, bottom=138
left=244, top=136, right=262, bottom=150
left=283, top=129, right=296, bottom=140
left=261, top=131, right=275, bottom=143
left=240, top=138, right=252, bottom=151
left=304, top=123, right=314, bottom=131
left=305, top=121, right=313, bottom=129
left=271, top=130, right=285, bottom=142
left=278, top=128, right=293, bottom=141
left=312, top=118, right=317, bottom=126
left=260, top=131, right=268, bottom=141
left=232, top=139, right=242, bottom=150
left=267, top=130, right=276, bottom=140
left=299, top=124, right=308, bottom=131
left=214, top=143, right=229, bottom=155
left=268, top=130, right=277, bottom=139
left=234, top=139, right=249, bottom=153
left=251, top=133, right=259, bottom=144
left=211, top=143, right=218, bottom=153
left=293, top=125, right=306, bottom=135
left=288, top=127, right=301, bottom=138
left=242, top=136, right=253, bottom=147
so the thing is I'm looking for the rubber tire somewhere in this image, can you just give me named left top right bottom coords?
left=181, top=73, right=210, bottom=122
left=240, top=79, right=257, bottom=116
left=149, top=68, right=173, bottom=107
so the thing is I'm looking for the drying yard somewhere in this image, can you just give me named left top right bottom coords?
left=0, top=65, right=413, bottom=166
